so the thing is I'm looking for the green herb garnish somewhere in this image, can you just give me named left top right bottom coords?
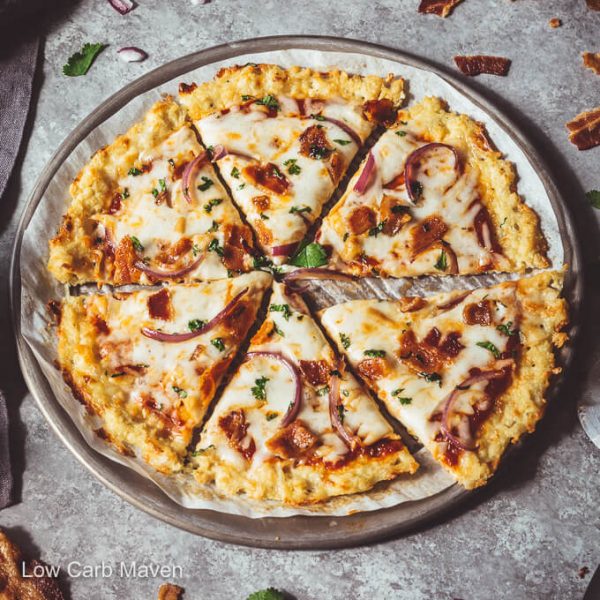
left=586, top=190, right=600, bottom=209
left=266, top=412, right=278, bottom=421
left=368, top=221, right=386, bottom=237
left=310, top=114, right=326, bottom=122
left=231, top=166, right=240, bottom=179
left=255, top=95, right=279, bottom=110
left=316, top=386, right=330, bottom=397
left=247, top=588, right=285, bottom=600
left=340, top=333, right=351, bottom=350
left=270, top=304, right=292, bottom=321
left=197, top=176, right=214, bottom=192
left=395, top=130, right=407, bottom=137
left=419, top=372, right=442, bottom=386
left=283, top=158, right=301, bottom=175
left=172, top=385, right=188, bottom=399
left=337, top=404, right=346, bottom=423
left=251, top=376, right=269, bottom=401
left=128, top=167, right=142, bottom=176
left=333, top=139, right=352, bottom=146
left=289, top=205, right=311, bottom=215
left=63, top=42, right=107, bottom=77
left=208, top=220, right=219, bottom=232
left=210, top=337, right=225, bottom=352
left=188, top=319, right=207, bottom=332
left=364, top=349, right=386, bottom=358
left=435, top=249, right=447, bottom=271
left=289, top=241, right=328, bottom=268
left=203, top=198, right=222, bottom=213
left=476, top=341, right=501, bottom=359
left=207, top=238, right=224, bottom=257
left=130, top=236, right=144, bottom=252
left=496, top=321, right=518, bottom=337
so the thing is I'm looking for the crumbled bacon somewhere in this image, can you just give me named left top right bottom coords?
left=418, top=0, right=463, bottom=17
left=586, top=0, right=600, bottom=9
left=463, top=300, right=493, bottom=325
left=410, top=215, right=448, bottom=257
left=348, top=205, right=377, bottom=235
left=178, top=82, right=197, bottom=94
left=549, top=17, right=562, bottom=28
left=108, top=192, right=122, bottom=214
left=219, top=409, right=255, bottom=460
left=147, top=288, right=172, bottom=321
left=158, top=583, right=185, bottom=600
left=266, top=420, right=318, bottom=460
left=244, top=162, right=290, bottom=194
left=454, top=55, right=511, bottom=77
left=398, top=296, right=427, bottom=313
left=299, top=124, right=333, bottom=160
left=222, top=223, right=254, bottom=271
left=113, top=237, right=140, bottom=285
left=566, top=106, right=600, bottom=150
left=356, top=357, right=388, bottom=381
left=583, top=52, right=600, bottom=75
left=91, top=315, right=110, bottom=335
left=398, top=328, right=463, bottom=373
left=300, top=360, right=330, bottom=386
left=362, top=99, right=398, bottom=127
left=327, top=151, right=345, bottom=183
left=252, top=195, right=271, bottom=211
left=155, top=238, right=193, bottom=265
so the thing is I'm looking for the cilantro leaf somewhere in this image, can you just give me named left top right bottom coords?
left=289, top=241, right=328, bottom=268
left=434, top=249, right=447, bottom=271
left=364, top=349, right=386, bottom=358
left=586, top=190, right=600, bottom=209
left=63, top=43, right=107, bottom=77
left=247, top=589, right=285, bottom=600
left=270, top=304, right=292, bottom=321
left=339, top=332, right=351, bottom=350
left=476, top=340, right=501, bottom=359
left=251, top=376, right=269, bottom=401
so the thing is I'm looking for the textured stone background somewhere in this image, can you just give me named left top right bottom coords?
left=1, top=1, right=599, bottom=599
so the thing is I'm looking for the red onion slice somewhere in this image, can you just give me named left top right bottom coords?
left=141, top=287, right=248, bottom=343
left=404, top=143, right=461, bottom=203
left=118, top=47, right=147, bottom=62
left=210, top=144, right=255, bottom=163
left=271, top=242, right=299, bottom=257
left=283, top=268, right=355, bottom=283
left=329, top=374, right=360, bottom=448
left=245, top=351, right=302, bottom=427
left=440, top=366, right=511, bottom=450
left=133, top=254, right=204, bottom=280
left=353, top=152, right=376, bottom=194
left=321, top=116, right=362, bottom=146
left=107, top=0, right=135, bottom=14
left=181, top=151, right=209, bottom=203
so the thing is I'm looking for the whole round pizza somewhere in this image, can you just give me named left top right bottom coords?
left=45, top=63, right=568, bottom=508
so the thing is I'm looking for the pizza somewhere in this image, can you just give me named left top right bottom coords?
left=190, top=281, right=418, bottom=504
left=317, top=97, right=549, bottom=277
left=319, top=271, right=568, bottom=488
left=48, top=97, right=257, bottom=286
left=55, top=272, right=271, bottom=473
left=178, top=63, right=404, bottom=263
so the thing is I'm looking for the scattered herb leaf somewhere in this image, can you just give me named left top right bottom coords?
left=289, top=241, right=328, bottom=268
left=63, top=42, right=107, bottom=77
left=251, top=376, right=269, bottom=401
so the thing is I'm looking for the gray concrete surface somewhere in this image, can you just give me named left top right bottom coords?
left=1, top=1, right=599, bottom=598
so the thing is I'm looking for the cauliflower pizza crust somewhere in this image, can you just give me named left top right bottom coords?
left=320, top=271, right=568, bottom=488
left=48, top=97, right=257, bottom=286
left=179, top=64, right=405, bottom=263
left=55, top=272, right=271, bottom=474
left=318, top=96, right=549, bottom=278
left=191, top=282, right=418, bottom=505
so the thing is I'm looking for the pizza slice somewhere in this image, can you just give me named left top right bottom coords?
left=317, top=96, right=549, bottom=277
left=319, top=271, right=568, bottom=488
left=48, top=97, right=257, bottom=286
left=178, top=63, right=404, bottom=263
left=55, top=271, right=272, bottom=473
left=190, top=281, right=418, bottom=505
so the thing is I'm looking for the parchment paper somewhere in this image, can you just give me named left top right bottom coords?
left=19, top=48, right=564, bottom=518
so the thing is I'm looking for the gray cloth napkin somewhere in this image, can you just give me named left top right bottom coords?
left=0, top=37, right=39, bottom=509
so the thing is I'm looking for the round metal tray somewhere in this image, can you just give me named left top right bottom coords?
left=10, top=35, right=583, bottom=549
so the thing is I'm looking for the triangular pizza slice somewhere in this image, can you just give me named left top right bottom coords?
left=319, top=271, right=568, bottom=488
left=178, top=64, right=404, bottom=263
left=55, top=272, right=272, bottom=473
left=49, top=97, right=257, bottom=286
left=191, top=281, right=418, bottom=505
left=317, top=97, right=549, bottom=277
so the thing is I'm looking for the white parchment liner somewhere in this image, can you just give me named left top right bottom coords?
left=19, top=48, right=564, bottom=518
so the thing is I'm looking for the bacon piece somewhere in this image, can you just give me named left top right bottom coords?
left=327, top=151, right=345, bottom=183
left=583, top=52, right=600, bottom=76
left=454, top=55, right=511, bottom=77
left=380, top=195, right=411, bottom=236
left=463, top=300, right=492, bottom=325
left=178, top=82, right=197, bottom=94
left=244, top=163, right=290, bottom=195
left=147, top=288, right=172, bottom=321
left=300, top=360, right=329, bottom=386
left=418, top=0, right=463, bottom=17
left=399, top=328, right=463, bottom=373
left=586, top=0, right=600, bottom=9
left=113, top=236, right=140, bottom=285
left=299, top=124, right=333, bottom=160
left=252, top=194, right=270, bottom=211
left=362, top=99, right=398, bottom=127
left=158, top=583, right=185, bottom=600
left=439, top=331, right=464, bottom=357
left=566, top=106, right=600, bottom=150
left=222, top=223, right=253, bottom=271
left=398, top=296, right=427, bottom=312
left=155, top=238, right=193, bottom=265
left=266, top=420, right=318, bottom=460
left=549, top=17, right=562, bottom=28
left=356, top=357, right=388, bottom=381
left=91, top=315, right=110, bottom=335
left=108, top=192, right=122, bottom=214
left=410, top=215, right=448, bottom=257
left=219, top=409, right=255, bottom=460
left=348, top=205, right=377, bottom=235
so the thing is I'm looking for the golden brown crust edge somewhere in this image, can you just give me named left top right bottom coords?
left=178, top=63, right=405, bottom=119
left=397, top=96, right=550, bottom=272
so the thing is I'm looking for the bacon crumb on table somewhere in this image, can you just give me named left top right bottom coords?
left=548, top=18, right=562, bottom=28
left=586, top=0, right=600, bottom=10
left=418, top=0, right=463, bottom=17
left=454, top=55, right=511, bottom=77
left=583, top=52, right=600, bottom=75
left=566, top=106, right=600, bottom=150
left=158, top=583, right=185, bottom=600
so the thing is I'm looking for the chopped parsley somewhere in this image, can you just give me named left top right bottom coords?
left=260, top=212, right=269, bottom=220
left=410, top=180, right=424, bottom=200
left=343, top=232, right=350, bottom=242
left=333, top=138, right=352, bottom=146
left=251, top=376, right=269, bottom=401
left=188, top=319, right=207, bottom=332
left=210, top=337, right=225, bottom=352
left=340, top=332, right=351, bottom=350
left=129, top=235, right=144, bottom=252
left=272, top=323, right=285, bottom=337
left=247, top=588, right=285, bottom=600
left=283, top=158, right=302, bottom=175
left=241, top=94, right=254, bottom=101
left=197, top=176, right=214, bottom=192
left=121, top=188, right=130, bottom=199
left=207, top=238, right=224, bottom=257
left=238, top=183, right=246, bottom=190
left=337, top=404, right=346, bottom=423
left=364, top=349, right=386, bottom=358
left=310, top=113, right=326, bottom=122
left=316, top=386, right=330, bottom=397
left=110, top=372, right=125, bottom=378
left=496, top=321, right=518, bottom=337
left=586, top=190, right=600, bottom=209
left=476, top=340, right=501, bottom=359
left=368, top=221, right=386, bottom=237
left=419, top=371, right=442, bottom=386
left=191, top=445, right=215, bottom=457
left=172, top=385, right=188, bottom=399
left=203, top=198, right=222, bottom=213
left=152, top=178, right=167, bottom=197
left=128, top=167, right=142, bottom=176
left=62, top=42, right=106, bottom=77
left=392, top=389, right=413, bottom=405
left=289, top=205, right=311, bottom=215
left=255, top=95, right=279, bottom=110
left=270, top=303, right=292, bottom=321
left=289, top=241, right=328, bottom=268
left=208, top=220, right=219, bottom=232
left=309, top=144, right=331, bottom=160
left=192, top=243, right=201, bottom=257
left=435, top=249, right=448, bottom=271
left=266, top=411, right=278, bottom=421
left=395, top=130, right=407, bottom=137
left=231, top=166, right=240, bottom=179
